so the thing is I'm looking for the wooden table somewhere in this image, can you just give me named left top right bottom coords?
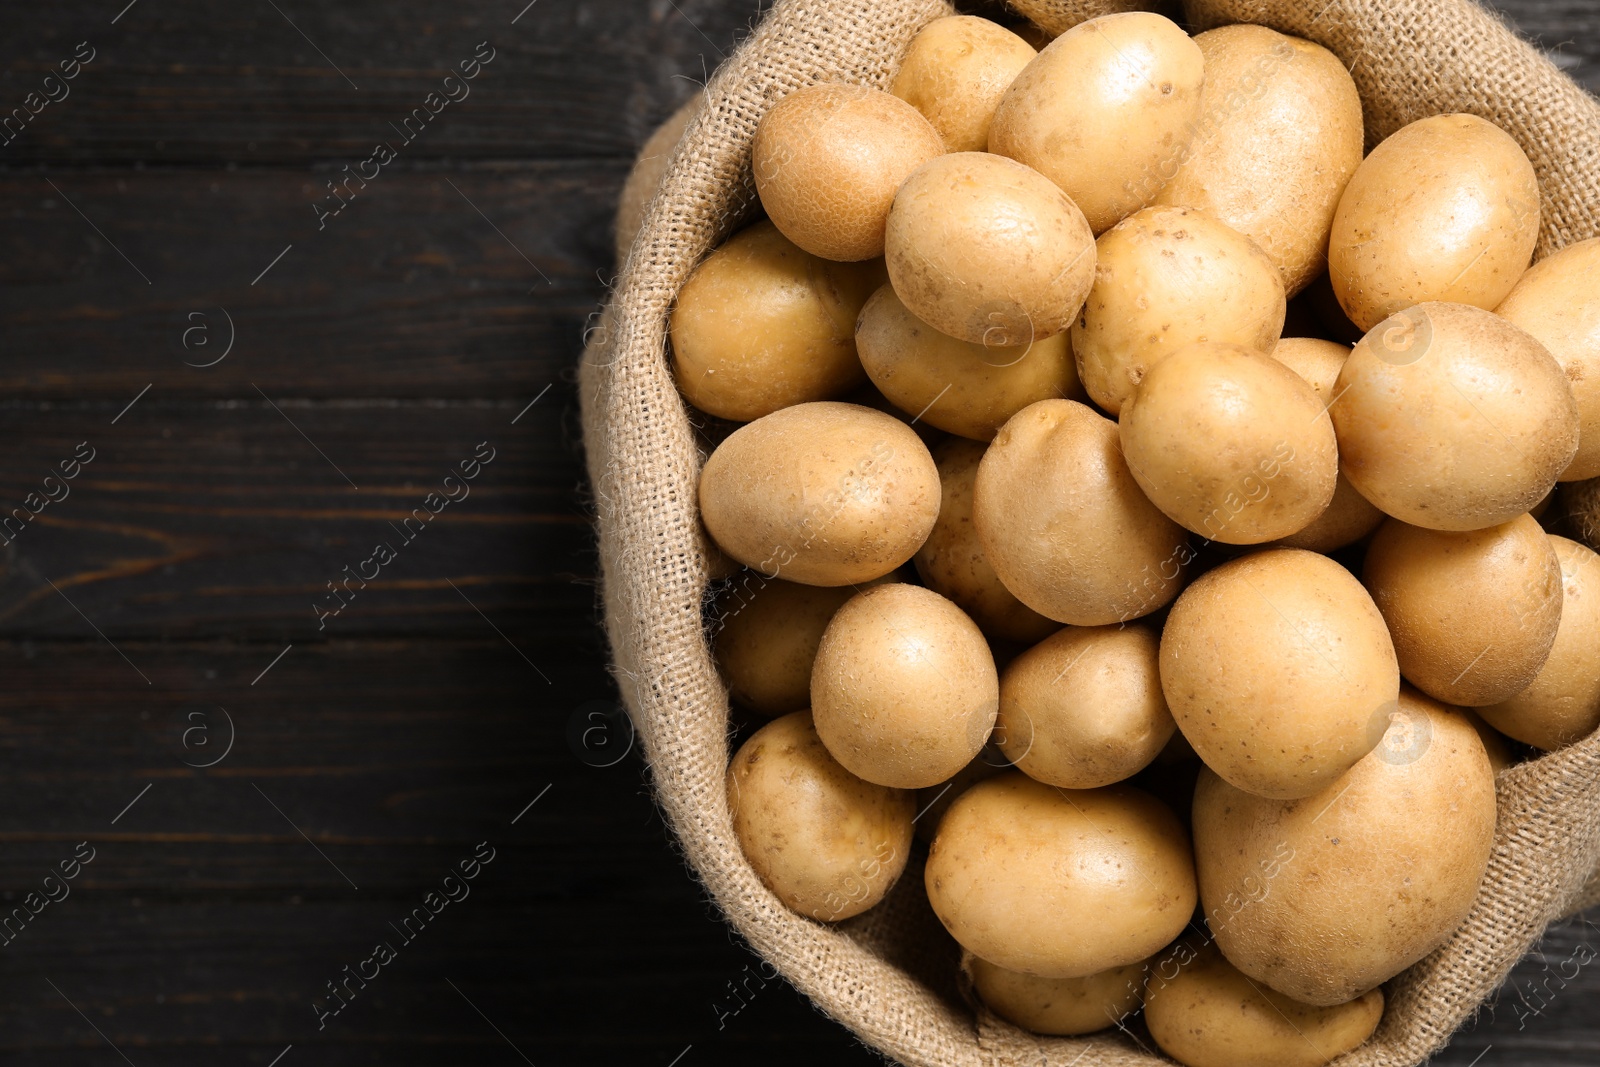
left=0, top=2, right=1595, bottom=1063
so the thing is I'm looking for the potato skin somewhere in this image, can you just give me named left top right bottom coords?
left=728, top=711, right=915, bottom=922
left=885, top=152, right=1096, bottom=346
left=752, top=84, right=944, bottom=261
left=1480, top=536, right=1600, bottom=750
left=989, top=11, right=1204, bottom=234
left=891, top=16, right=1037, bottom=153
left=671, top=221, right=881, bottom=420
left=698, top=402, right=940, bottom=587
left=973, top=400, right=1191, bottom=626
left=1153, top=25, right=1364, bottom=297
left=967, top=951, right=1145, bottom=1036
left=926, top=773, right=1196, bottom=978
left=1331, top=302, right=1579, bottom=531
left=1193, top=689, right=1496, bottom=1005
left=1329, top=113, right=1539, bottom=331
left=1496, top=236, right=1600, bottom=481
left=1363, top=515, right=1563, bottom=706
left=1073, top=206, right=1287, bottom=416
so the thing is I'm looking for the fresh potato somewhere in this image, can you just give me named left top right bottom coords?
left=615, top=93, right=703, bottom=262
left=1331, top=302, right=1579, bottom=531
left=1496, top=236, right=1600, bottom=481
left=856, top=284, right=1084, bottom=441
left=1073, top=206, right=1286, bottom=415
left=892, top=16, right=1037, bottom=153
left=885, top=152, right=1095, bottom=346
left=913, top=748, right=1010, bottom=845
left=812, top=584, right=999, bottom=788
left=1480, top=536, right=1600, bottom=749
left=1329, top=113, right=1539, bottom=330
left=973, top=400, right=1191, bottom=625
left=1465, top=710, right=1515, bottom=772
left=1153, top=25, right=1364, bottom=297
left=1363, top=515, right=1563, bottom=706
left=989, top=11, right=1204, bottom=233
left=1120, top=343, right=1337, bottom=545
left=996, top=624, right=1174, bottom=788
left=1145, top=941, right=1383, bottom=1067
left=1160, top=548, right=1399, bottom=799
left=967, top=950, right=1144, bottom=1036
left=1194, top=689, right=1497, bottom=1005
left=926, top=773, right=1196, bottom=978
left=728, top=710, right=915, bottom=921
left=699, top=402, right=939, bottom=586
left=670, top=221, right=882, bottom=420
left=914, top=439, right=1059, bottom=643
left=752, top=84, right=943, bottom=261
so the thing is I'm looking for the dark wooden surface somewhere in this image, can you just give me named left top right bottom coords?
left=0, top=1, right=1596, bottom=1064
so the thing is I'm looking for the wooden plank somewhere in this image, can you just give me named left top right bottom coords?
left=1488, top=0, right=1600, bottom=93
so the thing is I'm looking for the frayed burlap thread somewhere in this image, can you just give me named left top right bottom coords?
left=579, top=1, right=1600, bottom=1064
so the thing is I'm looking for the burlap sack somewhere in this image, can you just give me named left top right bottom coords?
left=579, top=2, right=1600, bottom=1063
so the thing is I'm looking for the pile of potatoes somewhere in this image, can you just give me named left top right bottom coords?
left=669, top=10, right=1600, bottom=1066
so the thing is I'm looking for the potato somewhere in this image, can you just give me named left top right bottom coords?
left=926, top=773, right=1196, bottom=978
left=913, top=747, right=1010, bottom=845
left=671, top=221, right=882, bottom=420
left=1330, top=302, right=1579, bottom=531
left=752, top=84, right=944, bottom=261
left=974, top=399, right=1191, bottom=625
left=812, top=584, right=999, bottom=788
left=967, top=951, right=1144, bottom=1036
left=996, top=624, right=1174, bottom=788
left=891, top=16, right=1037, bottom=153
left=699, top=402, right=940, bottom=586
left=1153, top=26, right=1364, bottom=297
left=885, top=152, right=1095, bottom=346
left=1465, top=710, right=1515, bottom=773
left=615, top=92, right=702, bottom=262
left=1161, top=548, right=1399, bottom=799
left=988, top=11, right=1204, bottom=234
left=1194, top=689, right=1497, bottom=1005
left=1268, top=338, right=1385, bottom=551
left=856, top=284, right=1084, bottom=441
left=1363, top=515, right=1563, bottom=706
left=913, top=438, right=1059, bottom=643
left=1480, top=536, right=1600, bottom=749
left=728, top=710, right=915, bottom=921
left=1496, top=236, right=1600, bottom=481
left=1328, top=113, right=1539, bottom=330
left=1145, top=941, right=1383, bottom=1067
left=1073, top=206, right=1286, bottom=416
left=1120, top=343, right=1337, bottom=545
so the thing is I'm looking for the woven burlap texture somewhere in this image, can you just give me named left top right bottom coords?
left=578, top=1, right=1600, bottom=1064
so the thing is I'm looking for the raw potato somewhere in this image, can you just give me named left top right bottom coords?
left=671, top=221, right=882, bottom=420
left=812, top=584, right=1000, bottom=789
left=989, top=11, right=1205, bottom=234
left=974, top=399, right=1191, bottom=625
left=615, top=92, right=702, bottom=262
left=1073, top=206, right=1287, bottom=415
left=1145, top=941, right=1383, bottom=1067
left=728, top=710, right=915, bottom=921
left=699, top=402, right=940, bottom=586
left=913, top=439, right=1059, bottom=643
left=891, top=16, right=1037, bottom=153
left=1495, top=236, right=1600, bottom=481
left=856, top=284, right=1084, bottom=441
left=885, top=152, right=1095, bottom=346
left=1269, top=338, right=1385, bottom=551
left=1480, top=536, right=1600, bottom=749
left=1328, top=113, right=1540, bottom=330
left=1160, top=549, right=1399, bottom=799
left=1331, top=302, right=1579, bottom=531
left=914, top=748, right=1010, bottom=845
left=1363, top=515, right=1563, bottom=706
left=967, top=951, right=1144, bottom=1036
left=1194, top=689, right=1497, bottom=1005
left=1153, top=25, right=1364, bottom=297
left=1120, top=343, right=1337, bottom=545
left=752, top=84, right=944, bottom=261
left=926, top=773, right=1196, bottom=978
left=996, top=624, right=1175, bottom=788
